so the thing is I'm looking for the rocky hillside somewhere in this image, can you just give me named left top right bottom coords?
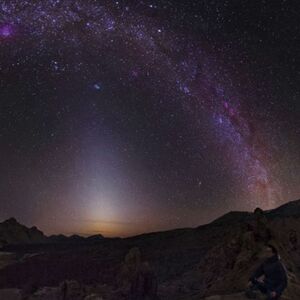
left=0, top=199, right=299, bottom=300
left=0, top=218, right=46, bottom=247
left=0, top=218, right=104, bottom=249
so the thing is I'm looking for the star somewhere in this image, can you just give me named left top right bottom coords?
left=93, top=83, right=102, bottom=91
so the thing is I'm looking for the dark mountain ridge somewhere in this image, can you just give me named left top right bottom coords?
left=1, top=199, right=300, bottom=248
left=0, top=218, right=104, bottom=248
left=205, top=199, right=300, bottom=227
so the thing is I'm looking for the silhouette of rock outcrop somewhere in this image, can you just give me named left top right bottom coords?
left=59, top=280, right=87, bottom=300
left=119, top=247, right=159, bottom=300
left=0, top=218, right=46, bottom=246
left=0, top=218, right=105, bottom=248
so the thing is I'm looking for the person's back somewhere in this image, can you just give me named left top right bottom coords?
left=263, top=255, right=287, bottom=287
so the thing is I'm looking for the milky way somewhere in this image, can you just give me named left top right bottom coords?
left=0, top=0, right=299, bottom=237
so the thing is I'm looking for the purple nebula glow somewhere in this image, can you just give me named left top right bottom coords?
left=0, top=24, right=14, bottom=37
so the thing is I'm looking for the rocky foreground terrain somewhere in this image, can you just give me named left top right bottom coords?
left=0, top=199, right=300, bottom=299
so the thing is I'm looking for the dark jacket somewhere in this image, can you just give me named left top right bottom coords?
left=250, top=254, right=288, bottom=295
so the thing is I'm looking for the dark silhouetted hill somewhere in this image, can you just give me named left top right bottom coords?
left=0, top=218, right=46, bottom=247
left=0, top=218, right=104, bottom=249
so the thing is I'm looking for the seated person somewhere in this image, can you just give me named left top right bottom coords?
left=245, top=244, right=288, bottom=299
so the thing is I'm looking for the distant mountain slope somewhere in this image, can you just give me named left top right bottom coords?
left=0, top=218, right=104, bottom=248
left=205, top=199, right=300, bottom=227
left=0, top=218, right=46, bottom=247
left=1, top=199, right=300, bottom=247
left=207, top=211, right=252, bottom=226
left=266, top=199, right=300, bottom=218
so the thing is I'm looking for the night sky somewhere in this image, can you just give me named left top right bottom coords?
left=0, top=0, right=299, bottom=237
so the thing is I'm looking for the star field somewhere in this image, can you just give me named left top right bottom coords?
left=0, top=0, right=299, bottom=237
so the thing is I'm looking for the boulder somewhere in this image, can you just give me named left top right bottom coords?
left=120, top=247, right=159, bottom=300
left=28, top=287, right=59, bottom=300
left=0, top=252, right=17, bottom=269
left=0, top=288, right=22, bottom=300
left=59, top=280, right=86, bottom=300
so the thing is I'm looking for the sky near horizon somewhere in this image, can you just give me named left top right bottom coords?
left=0, top=0, right=299, bottom=237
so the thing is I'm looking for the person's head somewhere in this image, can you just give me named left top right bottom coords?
left=263, top=244, right=278, bottom=258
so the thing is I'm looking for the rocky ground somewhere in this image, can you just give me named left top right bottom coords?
left=0, top=199, right=300, bottom=299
